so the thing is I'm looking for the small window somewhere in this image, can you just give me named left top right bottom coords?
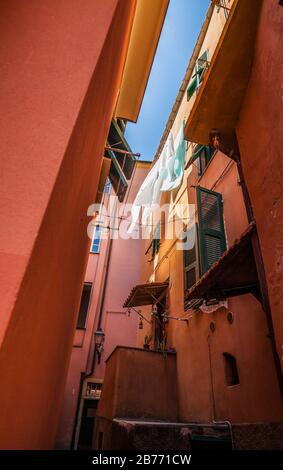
left=76, top=283, right=92, bottom=329
left=187, top=50, right=209, bottom=100
left=86, top=382, right=102, bottom=399
left=104, top=178, right=111, bottom=194
left=223, top=353, right=239, bottom=386
left=196, top=146, right=214, bottom=176
left=90, top=225, right=102, bottom=254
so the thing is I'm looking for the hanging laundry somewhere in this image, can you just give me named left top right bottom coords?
left=128, top=124, right=185, bottom=233
left=160, top=122, right=186, bottom=192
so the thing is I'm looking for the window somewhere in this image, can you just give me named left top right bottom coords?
left=90, top=225, right=102, bottom=254
left=183, top=189, right=226, bottom=306
left=187, top=50, right=209, bottom=100
left=191, top=145, right=214, bottom=176
left=76, top=283, right=92, bottom=329
left=86, top=382, right=103, bottom=399
left=197, top=187, right=227, bottom=275
left=223, top=353, right=240, bottom=386
left=104, top=178, right=111, bottom=194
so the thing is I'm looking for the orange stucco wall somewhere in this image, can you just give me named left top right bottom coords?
left=0, top=0, right=136, bottom=449
left=236, top=0, right=283, bottom=372
left=96, top=347, right=178, bottom=422
left=137, top=150, right=283, bottom=424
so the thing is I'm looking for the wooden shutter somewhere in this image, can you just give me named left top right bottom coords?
left=187, top=76, right=198, bottom=100
left=197, top=187, right=227, bottom=274
left=183, top=225, right=200, bottom=291
left=187, top=50, right=209, bottom=100
left=195, top=49, right=209, bottom=86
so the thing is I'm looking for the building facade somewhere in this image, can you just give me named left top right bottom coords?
left=0, top=0, right=168, bottom=449
left=96, top=0, right=283, bottom=450
left=56, top=161, right=151, bottom=449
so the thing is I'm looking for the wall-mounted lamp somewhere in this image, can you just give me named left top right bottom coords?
left=94, top=327, right=105, bottom=364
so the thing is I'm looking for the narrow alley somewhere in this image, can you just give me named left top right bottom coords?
left=0, top=0, right=282, bottom=461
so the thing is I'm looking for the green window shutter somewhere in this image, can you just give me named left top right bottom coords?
left=187, top=50, right=209, bottom=101
left=191, top=144, right=206, bottom=163
left=187, top=76, right=198, bottom=100
left=108, top=119, right=135, bottom=180
left=197, top=186, right=227, bottom=275
left=189, top=145, right=214, bottom=174
left=107, top=147, right=128, bottom=202
left=152, top=223, right=160, bottom=255
left=195, top=49, right=209, bottom=86
left=183, top=224, right=200, bottom=291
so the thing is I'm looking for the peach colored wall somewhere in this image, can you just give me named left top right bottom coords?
left=134, top=3, right=283, bottom=425
left=56, top=163, right=150, bottom=449
left=236, top=0, right=283, bottom=372
left=137, top=149, right=283, bottom=424
left=0, top=0, right=136, bottom=449
left=96, top=347, right=178, bottom=422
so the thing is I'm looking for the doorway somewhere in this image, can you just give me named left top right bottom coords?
left=77, top=399, right=98, bottom=449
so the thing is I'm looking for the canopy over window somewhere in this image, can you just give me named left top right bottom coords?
left=185, top=222, right=260, bottom=303
left=123, top=281, right=169, bottom=308
left=105, top=119, right=136, bottom=202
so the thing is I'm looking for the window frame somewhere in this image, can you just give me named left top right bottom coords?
left=104, top=178, right=111, bottom=194
left=90, top=225, right=102, bottom=254
left=197, top=186, right=227, bottom=275
left=76, top=283, right=92, bottom=330
left=183, top=224, right=200, bottom=292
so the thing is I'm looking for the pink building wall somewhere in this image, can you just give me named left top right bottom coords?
left=56, top=161, right=150, bottom=449
left=0, top=0, right=137, bottom=449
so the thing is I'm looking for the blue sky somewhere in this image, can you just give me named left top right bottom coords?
left=125, top=0, right=210, bottom=161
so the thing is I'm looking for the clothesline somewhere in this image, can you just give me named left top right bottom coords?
left=93, top=214, right=195, bottom=231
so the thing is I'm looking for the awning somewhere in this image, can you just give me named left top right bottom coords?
left=185, top=0, right=263, bottom=146
left=123, top=281, right=169, bottom=308
left=105, top=119, right=135, bottom=202
left=185, top=222, right=260, bottom=302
